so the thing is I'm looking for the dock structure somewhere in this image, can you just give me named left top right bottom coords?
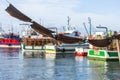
left=116, top=39, right=120, bottom=62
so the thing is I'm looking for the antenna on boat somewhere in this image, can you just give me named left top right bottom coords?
left=67, top=16, right=71, bottom=30
left=67, top=16, right=70, bottom=27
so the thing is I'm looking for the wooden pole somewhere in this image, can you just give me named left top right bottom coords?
left=116, top=39, right=120, bottom=62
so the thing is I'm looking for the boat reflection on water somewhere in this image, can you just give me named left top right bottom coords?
left=88, top=60, right=107, bottom=80
left=22, top=51, right=45, bottom=58
left=22, top=51, right=75, bottom=59
left=22, top=51, right=56, bottom=59
left=20, top=57, right=56, bottom=80
left=88, top=60, right=120, bottom=80
left=0, top=47, right=120, bottom=80
left=105, top=61, right=120, bottom=80
left=0, top=48, right=20, bottom=58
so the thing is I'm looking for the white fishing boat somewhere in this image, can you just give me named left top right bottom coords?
left=55, top=17, right=86, bottom=54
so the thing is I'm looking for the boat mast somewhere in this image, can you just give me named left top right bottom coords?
left=88, top=17, right=92, bottom=35
left=83, top=22, right=89, bottom=36
left=11, top=24, right=13, bottom=33
left=67, top=16, right=71, bottom=30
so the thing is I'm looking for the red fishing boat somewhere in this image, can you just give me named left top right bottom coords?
left=0, top=28, right=21, bottom=48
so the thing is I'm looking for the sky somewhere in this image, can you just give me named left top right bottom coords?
left=0, top=0, right=120, bottom=35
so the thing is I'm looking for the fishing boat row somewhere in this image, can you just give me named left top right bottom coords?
left=3, top=3, right=120, bottom=60
left=1, top=24, right=118, bottom=61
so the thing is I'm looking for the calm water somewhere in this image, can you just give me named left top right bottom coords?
left=0, top=48, right=120, bottom=80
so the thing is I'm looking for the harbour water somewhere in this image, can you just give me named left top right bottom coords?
left=0, top=48, right=120, bottom=80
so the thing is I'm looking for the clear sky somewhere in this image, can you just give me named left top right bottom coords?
left=0, top=0, right=120, bottom=35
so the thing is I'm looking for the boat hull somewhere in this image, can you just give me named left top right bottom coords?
left=0, top=44, right=20, bottom=48
left=75, top=52, right=87, bottom=56
left=74, top=47, right=88, bottom=56
left=88, top=49, right=119, bottom=61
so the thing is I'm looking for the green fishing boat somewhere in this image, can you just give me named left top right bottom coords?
left=87, top=27, right=120, bottom=61
left=88, top=49, right=118, bottom=61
